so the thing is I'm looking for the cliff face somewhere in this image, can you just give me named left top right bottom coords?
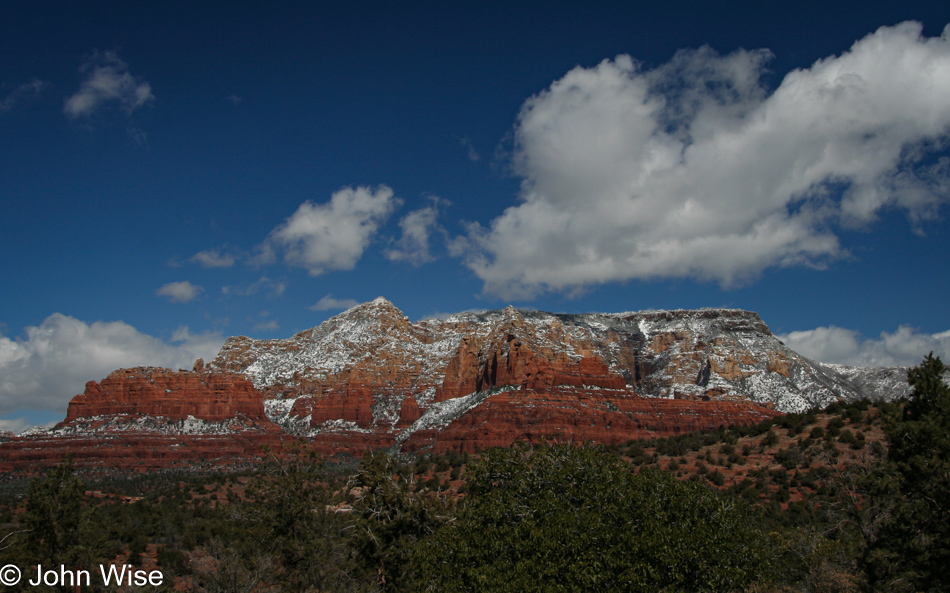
left=5, top=298, right=908, bottom=471
left=64, top=366, right=268, bottom=423
left=400, top=387, right=781, bottom=454
left=205, top=297, right=908, bottom=454
left=211, top=298, right=898, bottom=437
left=0, top=366, right=283, bottom=473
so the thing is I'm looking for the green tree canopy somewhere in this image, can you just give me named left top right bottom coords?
left=240, top=441, right=348, bottom=593
left=414, top=443, right=769, bottom=593
left=865, top=353, right=950, bottom=592
left=0, top=455, right=104, bottom=593
left=349, top=450, right=453, bottom=593
left=23, top=455, right=87, bottom=568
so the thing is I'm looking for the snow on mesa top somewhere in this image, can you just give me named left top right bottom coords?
left=210, top=298, right=910, bottom=420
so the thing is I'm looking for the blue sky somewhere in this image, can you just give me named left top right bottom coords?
left=3, top=0, right=950, bottom=430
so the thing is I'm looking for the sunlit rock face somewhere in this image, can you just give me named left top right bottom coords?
left=210, top=298, right=900, bottom=418
left=2, top=298, right=909, bottom=471
left=64, top=366, right=268, bottom=423
left=209, top=298, right=903, bottom=449
left=0, top=366, right=284, bottom=474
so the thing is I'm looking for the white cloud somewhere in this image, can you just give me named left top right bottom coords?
left=157, top=281, right=203, bottom=303
left=0, top=418, right=32, bottom=434
left=778, top=325, right=950, bottom=367
left=64, top=51, right=154, bottom=118
left=0, top=79, right=46, bottom=112
left=169, top=326, right=227, bottom=361
left=191, top=249, right=237, bottom=268
left=458, top=136, right=481, bottom=161
left=262, top=185, right=399, bottom=275
left=0, top=314, right=224, bottom=416
left=385, top=197, right=446, bottom=265
left=254, top=320, right=280, bottom=332
left=126, top=126, right=148, bottom=145
left=310, top=294, right=360, bottom=311
left=456, top=22, right=950, bottom=298
left=221, top=276, right=285, bottom=297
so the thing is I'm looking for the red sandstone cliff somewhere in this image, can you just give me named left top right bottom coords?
left=64, top=366, right=268, bottom=423
left=403, top=387, right=779, bottom=454
left=211, top=299, right=878, bottom=425
left=0, top=366, right=282, bottom=473
left=7, top=297, right=902, bottom=473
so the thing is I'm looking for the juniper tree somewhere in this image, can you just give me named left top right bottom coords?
left=865, top=354, right=950, bottom=592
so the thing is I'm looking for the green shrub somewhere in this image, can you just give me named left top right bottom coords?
left=414, top=443, right=770, bottom=592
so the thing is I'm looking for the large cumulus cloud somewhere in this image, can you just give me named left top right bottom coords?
left=456, top=22, right=950, bottom=298
left=259, top=185, right=399, bottom=275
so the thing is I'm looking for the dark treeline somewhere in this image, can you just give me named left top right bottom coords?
left=0, top=354, right=947, bottom=592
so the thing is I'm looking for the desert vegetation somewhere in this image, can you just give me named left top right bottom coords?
left=0, top=354, right=946, bottom=592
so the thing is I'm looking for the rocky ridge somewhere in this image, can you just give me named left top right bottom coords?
left=211, top=298, right=906, bottom=433
left=64, top=365, right=269, bottom=424
left=0, top=298, right=913, bottom=472
left=0, top=366, right=283, bottom=474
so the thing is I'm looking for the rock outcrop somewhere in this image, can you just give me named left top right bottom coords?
left=402, top=387, right=780, bottom=454
left=212, top=298, right=905, bottom=433
left=0, top=367, right=283, bottom=473
left=2, top=298, right=911, bottom=472
left=0, top=431, right=283, bottom=474
left=64, top=367, right=268, bottom=423
left=206, top=298, right=904, bottom=455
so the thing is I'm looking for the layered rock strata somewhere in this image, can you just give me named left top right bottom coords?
left=0, top=367, right=282, bottom=473
left=3, top=298, right=910, bottom=471
left=401, top=387, right=780, bottom=454
left=64, top=366, right=268, bottom=423
left=212, top=298, right=904, bottom=438
left=0, top=431, right=283, bottom=474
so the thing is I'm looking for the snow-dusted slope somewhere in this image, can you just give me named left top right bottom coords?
left=210, top=299, right=911, bottom=430
left=12, top=298, right=915, bottom=469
